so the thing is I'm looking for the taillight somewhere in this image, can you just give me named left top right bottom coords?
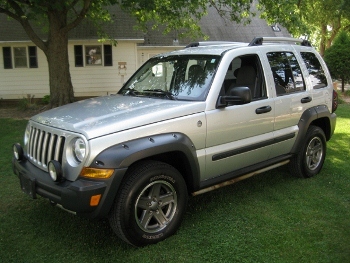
left=332, top=89, right=338, bottom=113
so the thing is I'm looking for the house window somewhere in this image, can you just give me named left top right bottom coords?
left=28, top=46, right=38, bottom=68
left=104, top=45, right=113, bottom=66
left=86, top=45, right=102, bottom=65
left=74, top=45, right=113, bottom=67
left=3, top=47, right=12, bottom=69
left=14, top=47, right=27, bottom=68
left=74, top=45, right=83, bottom=67
left=2, top=46, right=38, bottom=69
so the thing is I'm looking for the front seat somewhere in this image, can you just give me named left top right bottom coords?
left=231, top=65, right=257, bottom=96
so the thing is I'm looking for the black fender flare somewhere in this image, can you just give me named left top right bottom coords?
left=291, top=105, right=334, bottom=154
left=89, top=132, right=200, bottom=189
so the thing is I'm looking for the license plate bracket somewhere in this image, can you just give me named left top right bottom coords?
left=19, top=174, right=37, bottom=199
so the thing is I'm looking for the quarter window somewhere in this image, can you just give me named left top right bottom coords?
left=300, top=52, right=328, bottom=89
left=267, top=52, right=305, bottom=95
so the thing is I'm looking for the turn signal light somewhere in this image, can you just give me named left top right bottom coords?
left=80, top=167, right=114, bottom=179
left=90, top=194, right=102, bottom=207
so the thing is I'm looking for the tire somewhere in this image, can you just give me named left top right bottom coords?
left=108, top=160, right=188, bottom=247
left=289, top=125, right=326, bottom=178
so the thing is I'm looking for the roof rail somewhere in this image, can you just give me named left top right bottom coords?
left=185, top=41, right=241, bottom=48
left=249, top=37, right=312, bottom=47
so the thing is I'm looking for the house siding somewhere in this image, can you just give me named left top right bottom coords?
left=69, top=41, right=140, bottom=97
left=0, top=40, right=144, bottom=100
left=0, top=43, right=50, bottom=100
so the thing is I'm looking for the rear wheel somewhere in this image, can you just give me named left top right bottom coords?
left=289, top=125, right=326, bottom=178
left=109, top=160, right=188, bottom=246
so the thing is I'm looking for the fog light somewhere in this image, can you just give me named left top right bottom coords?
left=48, top=160, right=63, bottom=182
left=13, top=143, right=24, bottom=161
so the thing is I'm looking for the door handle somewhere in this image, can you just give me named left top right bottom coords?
left=255, top=105, right=272, bottom=114
left=301, top=96, right=312, bottom=103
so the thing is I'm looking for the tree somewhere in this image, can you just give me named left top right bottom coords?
left=0, top=0, right=252, bottom=107
left=324, top=31, right=350, bottom=92
left=258, top=0, right=350, bottom=56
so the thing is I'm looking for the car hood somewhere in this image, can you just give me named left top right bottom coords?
left=31, top=95, right=205, bottom=139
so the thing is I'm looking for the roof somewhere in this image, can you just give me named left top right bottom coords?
left=0, top=6, right=143, bottom=42
left=142, top=3, right=290, bottom=46
left=0, top=3, right=290, bottom=45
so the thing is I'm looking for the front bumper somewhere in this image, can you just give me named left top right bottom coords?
left=12, top=157, right=127, bottom=218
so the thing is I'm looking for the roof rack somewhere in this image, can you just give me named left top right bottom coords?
left=185, top=41, right=242, bottom=48
left=249, top=37, right=312, bottom=47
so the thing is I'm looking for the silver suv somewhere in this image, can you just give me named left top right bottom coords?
left=13, top=37, right=337, bottom=246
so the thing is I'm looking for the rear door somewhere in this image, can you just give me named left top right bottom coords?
left=263, top=49, right=311, bottom=158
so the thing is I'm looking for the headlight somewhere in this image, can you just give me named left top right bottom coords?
left=73, top=138, right=86, bottom=162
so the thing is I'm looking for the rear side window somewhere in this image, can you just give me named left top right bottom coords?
left=267, top=52, right=305, bottom=96
left=300, top=52, right=328, bottom=89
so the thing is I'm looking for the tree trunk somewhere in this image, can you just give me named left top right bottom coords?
left=319, top=24, right=327, bottom=57
left=46, top=35, right=75, bottom=108
left=44, top=10, right=75, bottom=108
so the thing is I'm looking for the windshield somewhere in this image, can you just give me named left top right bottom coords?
left=119, top=55, right=221, bottom=101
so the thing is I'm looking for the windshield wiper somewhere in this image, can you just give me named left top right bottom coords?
left=143, top=89, right=177, bottom=100
left=123, top=88, right=139, bottom=96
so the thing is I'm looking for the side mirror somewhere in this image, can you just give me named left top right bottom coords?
left=217, top=86, right=252, bottom=107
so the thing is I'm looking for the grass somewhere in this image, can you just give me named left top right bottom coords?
left=1, top=105, right=349, bottom=263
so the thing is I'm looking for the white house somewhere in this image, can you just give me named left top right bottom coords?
left=0, top=4, right=290, bottom=101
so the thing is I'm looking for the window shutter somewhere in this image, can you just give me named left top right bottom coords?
left=3, top=47, right=12, bottom=69
left=28, top=46, right=38, bottom=68
left=74, top=45, right=83, bottom=67
left=104, top=45, right=113, bottom=66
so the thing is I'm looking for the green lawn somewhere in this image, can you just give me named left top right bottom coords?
left=0, top=105, right=349, bottom=263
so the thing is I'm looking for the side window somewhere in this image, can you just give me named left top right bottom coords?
left=267, top=52, right=305, bottom=96
left=223, top=54, right=267, bottom=100
left=300, top=52, right=328, bottom=89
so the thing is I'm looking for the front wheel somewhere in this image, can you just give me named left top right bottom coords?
left=108, top=160, right=188, bottom=247
left=289, top=125, right=326, bottom=178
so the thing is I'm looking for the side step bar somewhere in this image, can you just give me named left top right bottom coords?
left=192, top=160, right=290, bottom=196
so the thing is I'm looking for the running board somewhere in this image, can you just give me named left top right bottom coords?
left=192, top=160, right=290, bottom=196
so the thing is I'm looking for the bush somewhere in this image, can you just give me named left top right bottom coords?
left=324, top=31, right=350, bottom=92
left=17, top=94, right=37, bottom=111
left=42, top=95, right=50, bottom=105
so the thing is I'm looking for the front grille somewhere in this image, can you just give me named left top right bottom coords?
left=27, top=125, right=66, bottom=170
